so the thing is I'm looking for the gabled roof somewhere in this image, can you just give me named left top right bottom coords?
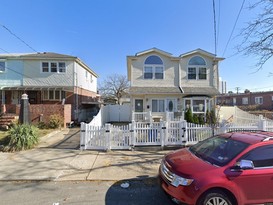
left=180, top=48, right=225, bottom=61
left=21, top=52, right=77, bottom=59
left=0, top=52, right=76, bottom=59
left=135, top=47, right=173, bottom=58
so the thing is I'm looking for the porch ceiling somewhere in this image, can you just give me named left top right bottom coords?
left=129, top=86, right=220, bottom=96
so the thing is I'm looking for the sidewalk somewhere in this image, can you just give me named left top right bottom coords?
left=0, top=128, right=170, bottom=181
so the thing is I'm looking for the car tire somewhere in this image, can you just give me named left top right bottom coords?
left=197, top=190, right=233, bottom=205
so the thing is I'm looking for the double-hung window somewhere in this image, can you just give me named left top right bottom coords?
left=0, top=61, right=6, bottom=72
left=188, top=56, right=207, bottom=80
left=242, top=97, right=248, bottom=105
left=255, top=97, right=263, bottom=104
left=188, top=67, right=196, bottom=79
left=58, top=62, right=66, bottom=73
left=42, top=62, right=49, bottom=72
left=51, top=62, right=57, bottom=72
left=152, top=99, right=165, bottom=112
left=41, top=62, right=66, bottom=73
left=144, top=55, right=164, bottom=79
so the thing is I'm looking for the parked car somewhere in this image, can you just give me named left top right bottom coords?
left=159, top=131, right=273, bottom=205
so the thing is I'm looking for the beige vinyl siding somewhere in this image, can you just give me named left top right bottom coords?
left=131, top=54, right=179, bottom=87
left=180, top=55, right=216, bottom=89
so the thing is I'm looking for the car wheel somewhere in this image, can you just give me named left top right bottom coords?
left=198, top=190, right=233, bottom=205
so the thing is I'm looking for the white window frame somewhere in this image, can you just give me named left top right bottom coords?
left=144, top=66, right=164, bottom=79
left=41, top=61, right=66, bottom=73
left=184, top=98, right=207, bottom=114
left=143, top=55, right=164, bottom=80
left=152, top=99, right=165, bottom=112
left=188, top=66, right=207, bottom=80
left=255, top=96, right=263, bottom=105
left=233, top=97, right=237, bottom=105
left=242, top=97, right=249, bottom=105
left=43, top=90, right=65, bottom=101
left=58, top=62, right=66, bottom=73
left=187, top=56, right=207, bottom=80
left=0, top=60, right=6, bottom=73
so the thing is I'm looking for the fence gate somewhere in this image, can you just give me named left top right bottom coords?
left=133, top=122, right=162, bottom=146
left=80, top=121, right=189, bottom=150
left=164, top=121, right=187, bottom=146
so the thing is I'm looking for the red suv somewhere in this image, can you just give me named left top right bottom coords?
left=159, top=131, right=273, bottom=205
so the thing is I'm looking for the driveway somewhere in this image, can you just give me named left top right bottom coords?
left=38, top=127, right=80, bottom=149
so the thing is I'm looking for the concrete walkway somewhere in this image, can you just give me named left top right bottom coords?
left=0, top=128, right=170, bottom=181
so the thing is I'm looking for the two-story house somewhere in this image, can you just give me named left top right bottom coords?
left=0, top=52, right=99, bottom=123
left=127, top=48, right=224, bottom=121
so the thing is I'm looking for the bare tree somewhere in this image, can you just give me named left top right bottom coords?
left=99, top=74, right=130, bottom=105
left=238, top=0, right=273, bottom=73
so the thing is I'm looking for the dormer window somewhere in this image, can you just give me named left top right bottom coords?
left=144, top=55, right=164, bottom=79
left=188, top=56, right=207, bottom=80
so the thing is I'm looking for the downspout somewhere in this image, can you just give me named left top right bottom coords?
left=74, top=62, right=79, bottom=121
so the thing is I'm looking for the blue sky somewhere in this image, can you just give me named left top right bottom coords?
left=1, top=0, right=272, bottom=92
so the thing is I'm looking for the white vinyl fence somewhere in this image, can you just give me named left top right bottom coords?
left=80, top=116, right=273, bottom=150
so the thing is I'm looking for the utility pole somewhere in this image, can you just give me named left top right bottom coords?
left=235, top=87, right=240, bottom=94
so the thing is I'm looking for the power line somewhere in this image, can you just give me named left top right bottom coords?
left=222, top=0, right=246, bottom=57
left=212, top=0, right=217, bottom=55
left=0, top=24, right=38, bottom=53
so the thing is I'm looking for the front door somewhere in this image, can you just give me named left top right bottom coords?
left=28, top=91, right=37, bottom=104
left=135, top=99, right=143, bottom=112
left=166, top=99, right=176, bottom=112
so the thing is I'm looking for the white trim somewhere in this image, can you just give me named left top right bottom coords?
left=40, top=61, right=67, bottom=74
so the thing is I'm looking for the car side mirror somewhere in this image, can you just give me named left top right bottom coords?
left=230, top=160, right=254, bottom=172
left=239, top=160, right=254, bottom=170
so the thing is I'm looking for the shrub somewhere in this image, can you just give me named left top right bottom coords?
left=193, top=114, right=199, bottom=124
left=185, top=108, right=193, bottom=123
left=37, top=121, right=47, bottom=129
left=7, top=124, right=39, bottom=151
left=48, top=114, right=63, bottom=129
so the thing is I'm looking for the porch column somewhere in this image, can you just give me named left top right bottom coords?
left=1, top=90, right=5, bottom=104
left=19, top=93, right=30, bottom=124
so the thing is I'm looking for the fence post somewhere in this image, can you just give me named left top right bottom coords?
left=258, top=116, right=266, bottom=131
left=220, top=120, right=228, bottom=133
left=132, top=111, right=135, bottom=121
left=105, top=123, right=111, bottom=150
left=181, top=120, right=187, bottom=145
left=131, top=121, right=136, bottom=147
left=161, top=121, right=166, bottom=147
left=80, top=122, right=87, bottom=150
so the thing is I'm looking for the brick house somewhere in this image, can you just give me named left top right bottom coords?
left=217, top=91, right=273, bottom=111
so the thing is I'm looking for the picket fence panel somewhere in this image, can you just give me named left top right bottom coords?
left=80, top=118, right=273, bottom=150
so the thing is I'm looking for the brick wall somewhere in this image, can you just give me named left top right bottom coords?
left=2, top=104, right=71, bottom=127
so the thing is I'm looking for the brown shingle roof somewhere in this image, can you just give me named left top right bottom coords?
left=182, top=87, right=220, bottom=96
left=129, top=87, right=182, bottom=94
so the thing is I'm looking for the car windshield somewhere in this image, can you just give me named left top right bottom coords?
left=189, top=136, right=249, bottom=166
